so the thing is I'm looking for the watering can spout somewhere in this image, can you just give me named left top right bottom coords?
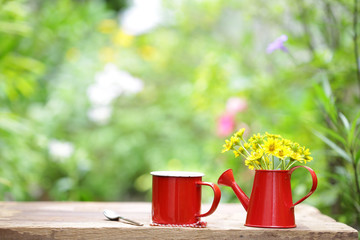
left=218, top=169, right=250, bottom=211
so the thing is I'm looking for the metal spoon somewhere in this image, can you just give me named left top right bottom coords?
left=103, top=209, right=143, bottom=226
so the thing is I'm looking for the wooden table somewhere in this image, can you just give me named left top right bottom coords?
left=0, top=202, right=357, bottom=239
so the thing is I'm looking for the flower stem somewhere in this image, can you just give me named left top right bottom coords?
left=284, top=159, right=294, bottom=169
left=275, top=162, right=282, bottom=170
left=261, top=157, right=268, bottom=170
left=235, top=149, right=248, bottom=159
left=286, top=160, right=297, bottom=170
left=254, top=161, right=262, bottom=170
left=239, top=142, right=251, bottom=156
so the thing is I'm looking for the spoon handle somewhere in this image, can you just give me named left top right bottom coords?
left=119, top=216, right=143, bottom=226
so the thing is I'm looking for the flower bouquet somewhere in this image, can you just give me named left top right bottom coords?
left=221, top=128, right=313, bottom=170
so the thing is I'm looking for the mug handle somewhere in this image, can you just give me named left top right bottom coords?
left=195, top=182, right=221, bottom=218
left=288, top=166, right=318, bottom=207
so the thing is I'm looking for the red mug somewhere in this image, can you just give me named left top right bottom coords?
left=151, top=171, right=221, bottom=225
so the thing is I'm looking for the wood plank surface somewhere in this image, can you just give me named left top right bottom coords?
left=0, top=201, right=357, bottom=240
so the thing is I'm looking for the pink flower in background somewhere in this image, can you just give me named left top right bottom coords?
left=217, top=97, right=249, bottom=137
left=217, top=114, right=236, bottom=137
left=266, top=35, right=288, bottom=54
left=226, top=97, right=248, bottom=114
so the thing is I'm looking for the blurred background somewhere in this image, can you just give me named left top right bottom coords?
left=0, top=0, right=359, bottom=231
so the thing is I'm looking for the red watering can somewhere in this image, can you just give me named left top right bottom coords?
left=218, top=166, right=317, bottom=228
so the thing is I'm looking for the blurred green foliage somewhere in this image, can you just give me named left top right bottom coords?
left=0, top=0, right=359, bottom=232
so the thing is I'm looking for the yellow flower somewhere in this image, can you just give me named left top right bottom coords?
left=245, top=160, right=255, bottom=170
left=304, top=155, right=313, bottom=163
left=265, top=132, right=282, bottom=139
left=249, top=133, right=263, bottom=151
left=275, top=146, right=291, bottom=160
left=281, top=139, right=293, bottom=147
left=244, top=143, right=250, bottom=149
left=301, top=147, right=311, bottom=155
left=301, top=148, right=312, bottom=163
left=249, top=133, right=263, bottom=145
left=233, top=150, right=240, bottom=157
left=246, top=149, right=264, bottom=161
left=263, top=138, right=281, bottom=156
left=235, top=128, right=245, bottom=138
left=230, top=136, right=240, bottom=146
left=244, top=149, right=263, bottom=170
left=237, top=147, right=246, bottom=154
left=221, top=140, right=233, bottom=153
left=250, top=143, right=260, bottom=151
left=290, top=151, right=304, bottom=162
left=290, top=142, right=301, bottom=153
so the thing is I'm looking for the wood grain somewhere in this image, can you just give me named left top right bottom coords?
left=0, top=202, right=357, bottom=239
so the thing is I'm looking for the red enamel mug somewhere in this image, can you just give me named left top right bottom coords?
left=151, top=171, right=221, bottom=225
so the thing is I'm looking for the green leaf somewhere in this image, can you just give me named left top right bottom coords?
left=312, top=125, right=347, bottom=146
left=313, top=130, right=352, bottom=162
left=313, top=83, right=338, bottom=125
left=339, top=112, right=350, bottom=131
left=347, top=111, right=360, bottom=146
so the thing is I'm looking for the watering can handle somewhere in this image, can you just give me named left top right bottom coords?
left=195, top=182, right=221, bottom=218
left=289, top=166, right=318, bottom=207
